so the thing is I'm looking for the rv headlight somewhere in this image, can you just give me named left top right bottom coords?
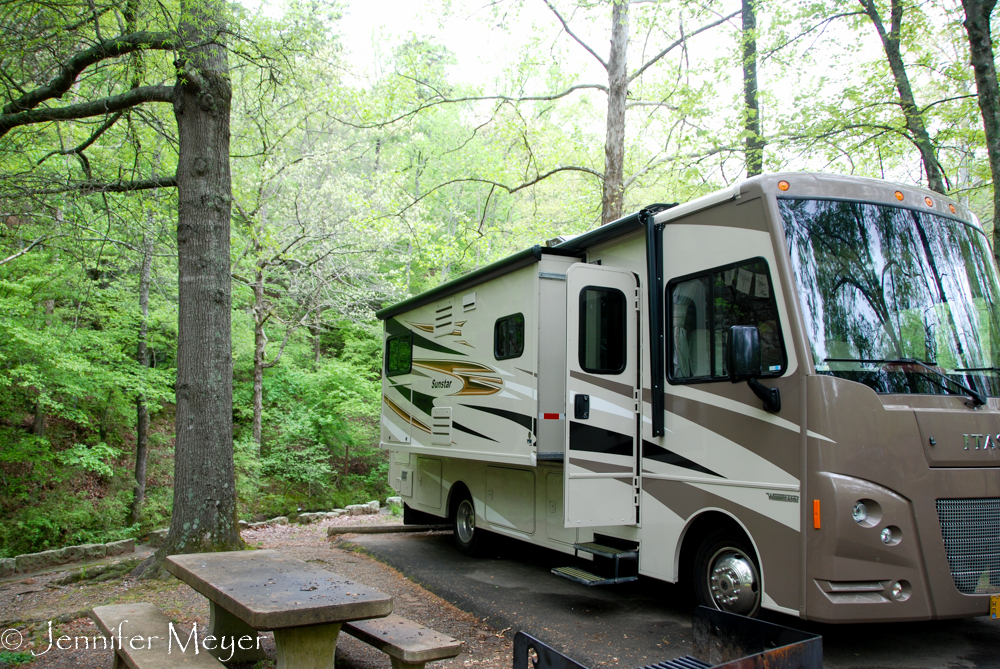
left=852, top=501, right=868, bottom=524
left=880, top=526, right=901, bottom=545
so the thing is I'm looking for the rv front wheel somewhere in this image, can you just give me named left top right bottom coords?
left=694, top=529, right=761, bottom=617
left=453, top=495, right=481, bottom=555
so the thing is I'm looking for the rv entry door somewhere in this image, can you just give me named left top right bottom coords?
left=564, top=263, right=639, bottom=527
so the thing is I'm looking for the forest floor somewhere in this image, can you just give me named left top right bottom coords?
left=0, top=513, right=511, bottom=669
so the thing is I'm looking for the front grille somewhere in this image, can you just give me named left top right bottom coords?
left=936, top=498, right=1000, bottom=594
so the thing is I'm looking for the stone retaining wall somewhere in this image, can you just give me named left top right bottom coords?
left=0, top=538, right=135, bottom=578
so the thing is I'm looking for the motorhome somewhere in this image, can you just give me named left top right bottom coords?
left=376, top=172, right=1000, bottom=622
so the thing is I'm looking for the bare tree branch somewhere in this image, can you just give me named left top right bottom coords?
left=392, top=165, right=604, bottom=218
left=36, top=111, right=124, bottom=168
left=0, top=235, right=62, bottom=267
left=542, top=0, right=608, bottom=69
left=1, top=31, right=176, bottom=118
left=1, top=85, right=174, bottom=135
left=629, top=10, right=740, bottom=84
left=336, top=83, right=608, bottom=130
left=10, top=175, right=177, bottom=195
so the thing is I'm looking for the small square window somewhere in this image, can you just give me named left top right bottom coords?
left=386, top=332, right=412, bottom=376
left=494, top=313, right=525, bottom=360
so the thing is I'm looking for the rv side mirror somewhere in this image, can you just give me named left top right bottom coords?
left=728, top=326, right=761, bottom=382
left=727, top=326, right=781, bottom=413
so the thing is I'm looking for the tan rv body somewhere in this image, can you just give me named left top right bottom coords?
left=377, top=173, right=1000, bottom=623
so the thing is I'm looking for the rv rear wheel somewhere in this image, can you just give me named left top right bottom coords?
left=694, top=529, right=761, bottom=617
left=452, top=495, right=482, bottom=556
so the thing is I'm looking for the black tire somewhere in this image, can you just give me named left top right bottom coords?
left=693, top=528, right=762, bottom=617
left=451, top=492, right=484, bottom=556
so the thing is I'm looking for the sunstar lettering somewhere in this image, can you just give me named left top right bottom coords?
left=431, top=379, right=452, bottom=389
left=963, top=433, right=1000, bottom=450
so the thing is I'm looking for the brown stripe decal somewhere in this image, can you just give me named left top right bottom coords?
left=570, top=370, right=634, bottom=398
left=662, top=392, right=800, bottom=478
left=644, top=477, right=800, bottom=611
left=642, top=440, right=723, bottom=478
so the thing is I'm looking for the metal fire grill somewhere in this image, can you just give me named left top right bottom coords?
left=513, top=607, right=822, bottom=669
left=936, top=498, right=1000, bottom=594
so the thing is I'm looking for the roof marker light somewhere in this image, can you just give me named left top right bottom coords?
left=778, top=180, right=790, bottom=191
left=895, top=191, right=905, bottom=201
left=925, top=196, right=934, bottom=207
left=949, top=204, right=957, bottom=214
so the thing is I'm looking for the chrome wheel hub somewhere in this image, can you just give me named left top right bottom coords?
left=708, top=548, right=759, bottom=615
left=456, top=500, right=476, bottom=544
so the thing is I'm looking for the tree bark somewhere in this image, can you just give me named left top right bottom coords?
left=139, top=0, right=240, bottom=572
left=601, top=0, right=629, bottom=225
left=130, top=234, right=153, bottom=525
left=32, top=401, right=45, bottom=437
left=252, top=249, right=266, bottom=448
left=743, top=0, right=764, bottom=176
left=961, top=0, right=1000, bottom=261
left=859, top=0, right=946, bottom=194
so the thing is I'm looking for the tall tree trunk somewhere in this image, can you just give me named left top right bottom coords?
left=601, top=0, right=629, bottom=225
left=743, top=0, right=764, bottom=176
left=252, top=258, right=266, bottom=448
left=130, top=234, right=153, bottom=525
left=138, top=0, right=240, bottom=574
left=313, top=314, right=322, bottom=367
left=32, top=400, right=45, bottom=437
left=860, top=0, right=946, bottom=194
left=961, top=0, right=1000, bottom=261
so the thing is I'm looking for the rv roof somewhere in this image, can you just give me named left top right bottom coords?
left=374, top=245, right=580, bottom=320
left=375, top=173, right=978, bottom=321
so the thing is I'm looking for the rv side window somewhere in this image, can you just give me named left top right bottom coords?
left=579, top=286, right=627, bottom=374
left=494, top=313, right=525, bottom=360
left=668, top=258, right=786, bottom=382
left=385, top=332, right=412, bottom=376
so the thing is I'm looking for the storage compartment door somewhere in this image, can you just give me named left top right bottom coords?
left=564, top=263, right=639, bottom=527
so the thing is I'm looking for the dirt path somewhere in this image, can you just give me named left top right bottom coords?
left=0, top=519, right=511, bottom=669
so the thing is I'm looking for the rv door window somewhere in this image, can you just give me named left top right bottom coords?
left=579, top=286, right=627, bottom=374
left=385, top=332, right=412, bottom=376
left=494, top=313, right=525, bottom=360
left=668, top=259, right=786, bottom=382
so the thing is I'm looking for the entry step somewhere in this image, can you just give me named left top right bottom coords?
left=574, top=542, right=638, bottom=560
left=551, top=566, right=638, bottom=586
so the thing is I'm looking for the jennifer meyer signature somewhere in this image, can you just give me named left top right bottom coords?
left=3, top=620, right=262, bottom=662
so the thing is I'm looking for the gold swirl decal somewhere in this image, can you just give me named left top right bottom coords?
left=407, top=321, right=467, bottom=337
left=383, top=394, right=432, bottom=433
left=412, top=360, right=503, bottom=396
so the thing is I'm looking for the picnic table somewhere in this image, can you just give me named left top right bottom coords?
left=166, top=549, right=393, bottom=669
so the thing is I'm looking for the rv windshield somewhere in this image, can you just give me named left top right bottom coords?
left=779, top=198, right=1000, bottom=398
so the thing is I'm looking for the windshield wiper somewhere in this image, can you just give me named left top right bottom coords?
left=825, top=357, right=987, bottom=407
left=954, top=367, right=1000, bottom=372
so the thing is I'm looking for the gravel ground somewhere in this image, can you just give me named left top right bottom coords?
left=0, top=516, right=511, bottom=669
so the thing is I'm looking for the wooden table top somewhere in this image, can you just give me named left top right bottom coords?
left=166, top=549, right=393, bottom=630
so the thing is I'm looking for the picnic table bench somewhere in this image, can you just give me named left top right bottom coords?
left=343, top=613, right=463, bottom=669
left=90, top=602, right=225, bottom=669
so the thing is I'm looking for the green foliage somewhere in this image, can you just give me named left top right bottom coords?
left=57, top=443, right=122, bottom=479
left=232, top=321, right=390, bottom=520
left=0, top=650, right=35, bottom=666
